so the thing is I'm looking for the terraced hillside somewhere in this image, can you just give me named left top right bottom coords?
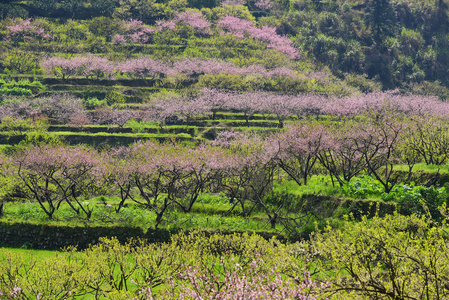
left=3, top=1, right=449, bottom=299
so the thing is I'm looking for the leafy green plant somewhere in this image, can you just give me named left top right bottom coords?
left=83, top=97, right=107, bottom=109
left=341, top=176, right=385, bottom=199
left=378, top=183, right=449, bottom=221
left=4, top=51, right=41, bottom=74
left=0, top=117, right=35, bottom=135
left=0, top=86, right=32, bottom=96
left=0, top=79, right=45, bottom=96
left=17, top=131, right=65, bottom=147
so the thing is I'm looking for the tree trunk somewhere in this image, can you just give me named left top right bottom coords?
left=270, top=214, right=278, bottom=229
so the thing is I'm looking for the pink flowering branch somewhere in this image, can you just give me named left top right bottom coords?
left=145, top=254, right=327, bottom=299
left=113, top=19, right=156, bottom=44
left=217, top=15, right=300, bottom=59
left=6, top=19, right=52, bottom=44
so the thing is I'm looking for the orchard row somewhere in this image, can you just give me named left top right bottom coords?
left=1, top=90, right=449, bottom=128
left=41, top=56, right=297, bottom=80
left=2, top=109, right=448, bottom=228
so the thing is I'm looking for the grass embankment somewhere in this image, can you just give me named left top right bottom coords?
left=2, top=171, right=435, bottom=236
left=1, top=193, right=276, bottom=232
left=394, top=163, right=449, bottom=174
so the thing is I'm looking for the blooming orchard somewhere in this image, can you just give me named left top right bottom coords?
left=41, top=56, right=297, bottom=80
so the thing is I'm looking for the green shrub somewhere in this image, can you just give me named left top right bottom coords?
left=0, top=79, right=45, bottom=95
left=124, top=119, right=148, bottom=133
left=344, top=73, right=382, bottom=93
left=83, top=97, right=107, bottom=109
left=341, top=175, right=385, bottom=199
left=0, top=117, right=36, bottom=134
left=311, top=213, right=449, bottom=299
left=3, top=51, right=41, bottom=74
left=18, top=131, right=65, bottom=147
left=196, top=74, right=252, bottom=91
left=0, top=86, right=32, bottom=96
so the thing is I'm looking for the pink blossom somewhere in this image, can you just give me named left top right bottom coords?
left=112, top=34, right=127, bottom=44
left=41, top=56, right=88, bottom=79
left=155, top=19, right=176, bottom=30
left=217, top=16, right=300, bottom=59
left=254, top=0, right=272, bottom=10
left=152, top=254, right=325, bottom=299
left=6, top=18, right=52, bottom=43
left=112, top=19, right=156, bottom=44
left=174, top=10, right=212, bottom=32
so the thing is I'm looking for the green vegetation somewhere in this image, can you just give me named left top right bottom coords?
left=311, top=212, right=449, bottom=299
left=1, top=196, right=273, bottom=232
left=0, top=232, right=320, bottom=299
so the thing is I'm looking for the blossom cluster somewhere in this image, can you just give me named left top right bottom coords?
left=113, top=19, right=156, bottom=44
left=41, top=56, right=116, bottom=80
left=217, top=15, right=299, bottom=59
left=3, top=90, right=449, bottom=130
left=5, top=18, right=52, bottom=43
left=140, top=256, right=327, bottom=299
left=111, top=11, right=298, bottom=59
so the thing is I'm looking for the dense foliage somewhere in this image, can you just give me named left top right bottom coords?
left=2, top=0, right=449, bottom=92
left=311, top=212, right=449, bottom=299
left=2, top=214, right=449, bottom=299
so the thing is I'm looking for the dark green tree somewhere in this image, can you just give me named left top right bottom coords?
left=434, top=0, right=449, bottom=32
left=365, top=0, right=396, bottom=42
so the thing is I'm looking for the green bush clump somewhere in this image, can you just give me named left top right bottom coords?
left=390, top=184, right=449, bottom=221
left=341, top=175, right=385, bottom=199
left=311, top=213, right=449, bottom=299
left=0, top=79, right=45, bottom=95
left=0, top=86, right=32, bottom=96
left=0, top=117, right=37, bottom=135
left=83, top=97, right=107, bottom=109
left=197, top=193, right=228, bottom=204
left=341, top=175, right=449, bottom=221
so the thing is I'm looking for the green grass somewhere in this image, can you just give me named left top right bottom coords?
left=0, top=144, right=13, bottom=153
left=274, top=175, right=341, bottom=197
left=0, top=174, right=386, bottom=228
left=3, top=199, right=154, bottom=228
left=0, top=247, right=60, bottom=258
left=45, top=123, right=279, bottom=142
left=1, top=194, right=281, bottom=232
left=274, top=174, right=402, bottom=201
left=54, top=131, right=156, bottom=137
left=53, top=131, right=198, bottom=141
left=393, top=163, right=449, bottom=174
left=169, top=212, right=276, bottom=231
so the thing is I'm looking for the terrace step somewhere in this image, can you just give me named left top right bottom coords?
left=10, top=76, right=198, bottom=88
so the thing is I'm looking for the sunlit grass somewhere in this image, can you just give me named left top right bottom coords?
left=274, top=175, right=341, bottom=197
left=0, top=247, right=60, bottom=258
left=394, top=163, right=449, bottom=173
left=1, top=194, right=279, bottom=233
